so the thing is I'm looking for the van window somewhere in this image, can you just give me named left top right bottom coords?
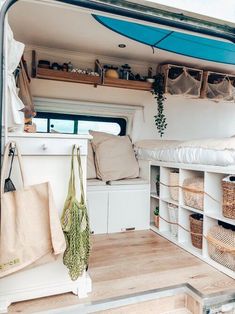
left=33, top=112, right=126, bottom=135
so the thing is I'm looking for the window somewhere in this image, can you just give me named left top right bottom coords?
left=33, top=112, right=126, bottom=136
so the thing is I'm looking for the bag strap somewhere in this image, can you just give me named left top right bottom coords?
left=76, top=146, right=85, bottom=204
left=1, top=141, right=26, bottom=197
left=65, top=145, right=85, bottom=203
left=66, top=144, right=76, bottom=198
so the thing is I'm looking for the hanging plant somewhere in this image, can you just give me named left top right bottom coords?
left=151, top=73, right=167, bottom=137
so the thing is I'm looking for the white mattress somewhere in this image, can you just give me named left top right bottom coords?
left=135, top=140, right=235, bottom=167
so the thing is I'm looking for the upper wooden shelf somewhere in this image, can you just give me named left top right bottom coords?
left=36, top=68, right=152, bottom=91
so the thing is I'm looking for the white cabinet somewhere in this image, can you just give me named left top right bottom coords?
left=87, top=191, right=108, bottom=234
left=87, top=184, right=150, bottom=235
left=108, top=189, right=149, bottom=233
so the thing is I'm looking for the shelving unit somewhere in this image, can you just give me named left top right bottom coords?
left=36, top=68, right=153, bottom=91
left=149, top=161, right=235, bottom=279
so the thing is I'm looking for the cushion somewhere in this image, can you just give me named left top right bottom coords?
left=89, top=130, right=116, bottom=149
left=108, top=178, right=148, bottom=185
left=87, top=179, right=106, bottom=186
left=87, top=141, right=97, bottom=179
left=94, top=135, right=139, bottom=182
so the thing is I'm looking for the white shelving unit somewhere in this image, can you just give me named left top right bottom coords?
left=149, top=161, right=235, bottom=279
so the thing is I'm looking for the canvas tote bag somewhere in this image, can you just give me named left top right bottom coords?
left=61, top=145, right=90, bottom=281
left=0, top=142, right=66, bottom=278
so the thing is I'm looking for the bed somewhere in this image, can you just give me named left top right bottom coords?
left=135, top=138, right=235, bottom=167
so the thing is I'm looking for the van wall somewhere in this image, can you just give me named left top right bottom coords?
left=25, top=47, right=235, bottom=141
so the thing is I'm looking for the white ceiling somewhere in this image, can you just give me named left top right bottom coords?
left=8, top=0, right=235, bottom=73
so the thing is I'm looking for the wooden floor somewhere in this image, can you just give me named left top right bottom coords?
left=9, top=230, right=235, bottom=313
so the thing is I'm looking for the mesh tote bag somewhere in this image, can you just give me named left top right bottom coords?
left=61, top=145, right=90, bottom=281
left=0, top=142, right=66, bottom=278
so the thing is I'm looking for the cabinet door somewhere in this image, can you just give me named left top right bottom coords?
left=87, top=191, right=108, bottom=234
left=108, top=189, right=150, bottom=233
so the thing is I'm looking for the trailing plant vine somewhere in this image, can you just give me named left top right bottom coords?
left=151, top=73, right=167, bottom=137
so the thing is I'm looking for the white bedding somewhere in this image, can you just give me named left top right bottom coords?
left=135, top=139, right=235, bottom=166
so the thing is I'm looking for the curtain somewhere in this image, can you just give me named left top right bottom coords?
left=6, top=22, right=25, bottom=132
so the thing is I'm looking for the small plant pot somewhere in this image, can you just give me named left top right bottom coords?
left=154, top=215, right=159, bottom=228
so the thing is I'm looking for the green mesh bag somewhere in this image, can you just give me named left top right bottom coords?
left=61, top=145, right=90, bottom=281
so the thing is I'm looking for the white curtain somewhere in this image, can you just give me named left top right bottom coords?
left=6, top=22, right=25, bottom=132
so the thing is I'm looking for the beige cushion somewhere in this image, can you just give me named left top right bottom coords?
left=89, top=130, right=116, bottom=149
left=87, top=141, right=96, bottom=179
left=94, top=135, right=139, bottom=182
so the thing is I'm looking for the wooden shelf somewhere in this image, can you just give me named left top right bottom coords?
left=36, top=68, right=152, bottom=91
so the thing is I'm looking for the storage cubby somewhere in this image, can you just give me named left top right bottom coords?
left=150, top=197, right=159, bottom=227
left=149, top=162, right=235, bottom=279
left=150, top=165, right=160, bottom=197
left=161, top=64, right=203, bottom=98
left=180, top=169, right=204, bottom=212
left=201, top=71, right=235, bottom=101
left=160, top=167, right=179, bottom=205
left=178, top=207, right=203, bottom=255
left=203, top=216, right=235, bottom=277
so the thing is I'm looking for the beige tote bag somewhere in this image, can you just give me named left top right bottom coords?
left=0, top=142, right=66, bottom=278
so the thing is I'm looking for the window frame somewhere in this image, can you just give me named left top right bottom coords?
left=34, top=111, right=127, bottom=135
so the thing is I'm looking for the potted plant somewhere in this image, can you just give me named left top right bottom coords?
left=156, top=174, right=160, bottom=196
left=154, top=207, right=159, bottom=228
left=151, top=73, right=167, bottom=137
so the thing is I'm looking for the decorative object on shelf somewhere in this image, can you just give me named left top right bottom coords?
left=51, top=62, right=60, bottom=71
left=120, top=64, right=132, bottom=80
left=151, top=73, right=167, bottom=137
left=154, top=207, right=159, bottom=228
left=68, top=62, right=73, bottom=72
left=104, top=65, right=119, bottom=79
left=189, top=213, right=203, bottom=249
left=222, top=175, right=235, bottom=219
left=161, top=64, right=203, bottom=98
left=62, top=63, right=69, bottom=72
left=207, top=225, right=235, bottom=271
left=156, top=174, right=160, bottom=196
left=146, top=67, right=155, bottom=83
left=168, top=203, right=178, bottom=237
left=169, top=170, right=179, bottom=202
left=183, top=177, right=204, bottom=210
left=201, top=71, right=235, bottom=101
left=38, top=60, right=50, bottom=69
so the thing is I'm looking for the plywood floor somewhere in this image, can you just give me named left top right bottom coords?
left=9, top=230, right=235, bottom=313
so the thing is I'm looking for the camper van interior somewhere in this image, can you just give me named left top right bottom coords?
left=0, top=0, right=235, bottom=313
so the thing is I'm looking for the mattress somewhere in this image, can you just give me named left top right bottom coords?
left=135, top=139, right=235, bottom=167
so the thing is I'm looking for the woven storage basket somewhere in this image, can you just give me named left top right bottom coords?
left=207, top=225, right=235, bottom=271
left=169, top=171, right=179, bottom=201
left=183, top=177, right=204, bottom=210
left=189, top=214, right=203, bottom=249
left=222, top=176, right=235, bottom=219
left=168, top=203, right=178, bottom=237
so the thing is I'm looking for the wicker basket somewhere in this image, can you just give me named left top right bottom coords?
left=168, top=203, right=178, bottom=237
left=169, top=171, right=179, bottom=201
left=207, top=225, right=235, bottom=271
left=189, top=214, right=203, bottom=249
left=183, top=177, right=204, bottom=210
left=222, top=176, right=235, bottom=219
